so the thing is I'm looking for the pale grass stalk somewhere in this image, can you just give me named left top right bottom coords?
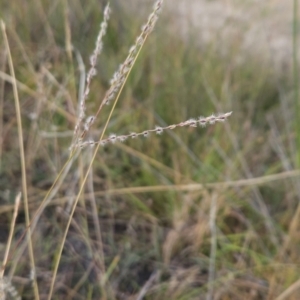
left=0, top=193, right=21, bottom=300
left=8, top=65, right=79, bottom=257
left=276, top=278, right=300, bottom=300
left=0, top=192, right=21, bottom=279
left=4, top=65, right=79, bottom=282
left=48, top=2, right=164, bottom=298
left=87, top=148, right=106, bottom=274
left=0, top=48, right=6, bottom=170
left=24, top=170, right=299, bottom=209
left=293, top=0, right=300, bottom=168
left=0, top=20, right=40, bottom=300
left=84, top=169, right=300, bottom=197
left=24, top=170, right=300, bottom=211
left=206, top=192, right=217, bottom=300
left=1, top=59, right=64, bottom=280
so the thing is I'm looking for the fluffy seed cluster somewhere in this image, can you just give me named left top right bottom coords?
left=77, top=112, right=232, bottom=148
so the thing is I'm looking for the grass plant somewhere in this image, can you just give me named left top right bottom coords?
left=0, top=0, right=300, bottom=299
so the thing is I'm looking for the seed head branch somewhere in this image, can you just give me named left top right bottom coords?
left=77, top=112, right=232, bottom=148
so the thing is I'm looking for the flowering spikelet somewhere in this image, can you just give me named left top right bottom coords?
left=77, top=112, right=232, bottom=148
left=84, top=116, right=95, bottom=131
left=117, top=135, right=128, bottom=142
left=143, top=130, right=149, bottom=137
left=155, top=126, right=163, bottom=134
left=109, top=133, right=117, bottom=143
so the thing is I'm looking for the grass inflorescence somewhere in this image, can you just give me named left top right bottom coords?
left=78, top=112, right=232, bottom=148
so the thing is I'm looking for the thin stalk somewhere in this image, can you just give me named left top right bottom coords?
left=293, top=0, right=300, bottom=167
left=1, top=20, right=40, bottom=300
left=206, top=192, right=217, bottom=300
left=0, top=47, right=6, bottom=170
left=8, top=152, right=77, bottom=268
left=0, top=193, right=21, bottom=279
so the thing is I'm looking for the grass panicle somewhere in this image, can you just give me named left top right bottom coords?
left=71, top=0, right=164, bottom=150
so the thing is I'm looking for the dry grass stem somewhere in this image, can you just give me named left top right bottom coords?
left=0, top=193, right=21, bottom=300
left=0, top=193, right=21, bottom=280
left=207, top=192, right=218, bottom=300
left=276, top=278, right=300, bottom=300
left=1, top=20, right=40, bottom=300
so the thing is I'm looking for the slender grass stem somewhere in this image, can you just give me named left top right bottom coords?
left=1, top=20, right=40, bottom=300
left=293, top=0, right=299, bottom=167
left=206, top=192, right=217, bottom=300
left=0, top=193, right=21, bottom=279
